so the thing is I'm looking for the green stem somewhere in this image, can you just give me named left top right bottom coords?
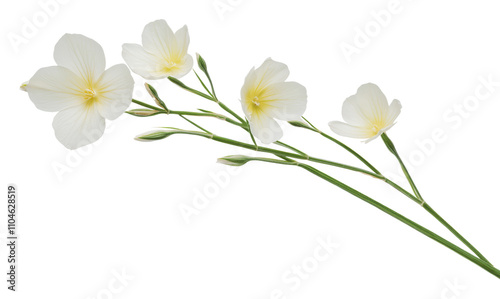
left=141, top=130, right=384, bottom=179
left=319, top=131, right=381, bottom=175
left=300, top=117, right=381, bottom=175
left=384, top=178, right=422, bottom=205
left=274, top=141, right=308, bottom=157
left=193, top=70, right=215, bottom=98
left=296, top=163, right=500, bottom=279
left=381, top=132, right=492, bottom=265
left=168, top=76, right=215, bottom=101
left=230, top=156, right=500, bottom=279
left=132, top=99, right=242, bottom=127
left=179, top=115, right=212, bottom=134
left=422, top=202, right=492, bottom=265
left=132, top=99, right=164, bottom=111
left=133, top=97, right=310, bottom=166
left=216, top=101, right=247, bottom=125
left=210, top=134, right=384, bottom=179
left=381, top=133, right=423, bottom=201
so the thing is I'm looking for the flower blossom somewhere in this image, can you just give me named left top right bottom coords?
left=240, top=58, right=307, bottom=144
left=328, top=83, right=401, bottom=142
left=22, top=34, right=134, bottom=149
left=122, top=19, right=193, bottom=80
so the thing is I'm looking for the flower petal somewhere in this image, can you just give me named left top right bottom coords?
left=249, top=113, right=283, bottom=144
left=341, top=94, right=371, bottom=126
left=344, top=83, right=389, bottom=125
left=174, top=25, right=190, bottom=56
left=251, top=58, right=290, bottom=89
left=385, top=99, right=402, bottom=125
left=260, top=82, right=307, bottom=121
left=241, top=66, right=257, bottom=101
left=141, top=19, right=176, bottom=60
left=52, top=104, right=105, bottom=149
left=122, top=43, right=166, bottom=79
left=328, top=121, right=373, bottom=139
left=25, top=66, right=85, bottom=112
left=54, top=34, right=105, bottom=85
left=95, top=64, right=134, bottom=120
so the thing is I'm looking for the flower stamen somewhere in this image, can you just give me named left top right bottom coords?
left=252, top=96, right=260, bottom=106
left=83, top=88, right=98, bottom=106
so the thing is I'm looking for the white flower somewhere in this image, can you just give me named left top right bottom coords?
left=122, top=19, right=193, bottom=80
left=328, top=83, right=402, bottom=143
left=240, top=58, right=307, bottom=144
left=23, top=34, right=134, bottom=149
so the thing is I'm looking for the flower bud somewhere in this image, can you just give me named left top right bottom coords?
left=288, top=120, right=312, bottom=130
left=168, top=76, right=187, bottom=89
left=217, top=155, right=252, bottom=166
left=145, top=83, right=168, bottom=111
left=196, top=53, right=208, bottom=75
left=134, top=130, right=173, bottom=141
left=126, top=109, right=162, bottom=117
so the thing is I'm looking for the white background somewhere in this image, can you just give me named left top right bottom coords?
left=2, top=0, right=500, bottom=298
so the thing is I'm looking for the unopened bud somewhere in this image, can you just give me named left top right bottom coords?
left=134, top=130, right=173, bottom=142
left=196, top=53, right=208, bottom=75
left=145, top=83, right=168, bottom=111
left=126, top=109, right=162, bottom=117
left=217, top=155, right=252, bottom=166
left=288, top=120, right=312, bottom=130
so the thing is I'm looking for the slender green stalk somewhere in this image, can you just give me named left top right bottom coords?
left=136, top=122, right=500, bottom=277
left=193, top=67, right=248, bottom=126
left=295, top=119, right=492, bottom=266
left=169, top=74, right=247, bottom=125
left=132, top=99, right=164, bottom=111
left=210, top=134, right=383, bottom=179
left=381, top=133, right=423, bottom=201
left=132, top=96, right=378, bottom=179
left=132, top=98, right=312, bottom=167
left=180, top=115, right=212, bottom=134
left=132, top=99, right=242, bottom=127
left=274, top=141, right=308, bottom=157
left=216, top=155, right=500, bottom=279
left=319, top=131, right=381, bottom=174
left=193, top=70, right=215, bottom=98
left=216, top=101, right=247, bottom=125
left=136, top=129, right=384, bottom=179
left=168, top=76, right=216, bottom=101
left=381, top=132, right=492, bottom=265
left=422, top=203, right=492, bottom=265
left=300, top=117, right=381, bottom=175
left=384, top=178, right=422, bottom=205
left=296, top=163, right=500, bottom=279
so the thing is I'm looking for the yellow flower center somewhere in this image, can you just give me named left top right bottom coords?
left=162, top=60, right=179, bottom=72
left=245, top=86, right=272, bottom=118
left=252, top=96, right=260, bottom=107
left=83, top=88, right=98, bottom=106
left=370, top=119, right=387, bottom=135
